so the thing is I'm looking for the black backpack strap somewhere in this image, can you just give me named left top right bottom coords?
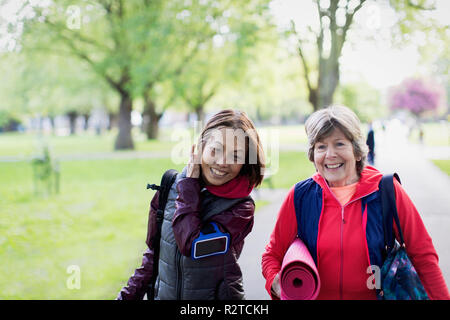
left=156, top=169, right=179, bottom=225
left=200, top=192, right=254, bottom=222
left=146, top=169, right=178, bottom=300
left=379, top=173, right=405, bottom=252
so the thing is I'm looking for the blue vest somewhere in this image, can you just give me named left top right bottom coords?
left=293, top=178, right=385, bottom=269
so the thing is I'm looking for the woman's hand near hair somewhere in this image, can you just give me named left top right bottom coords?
left=187, top=144, right=201, bottom=179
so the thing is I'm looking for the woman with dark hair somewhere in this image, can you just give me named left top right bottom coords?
left=118, top=109, right=265, bottom=300
left=262, top=105, right=449, bottom=300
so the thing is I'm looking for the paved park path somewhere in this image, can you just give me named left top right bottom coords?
left=241, top=188, right=288, bottom=300
left=241, top=124, right=450, bottom=300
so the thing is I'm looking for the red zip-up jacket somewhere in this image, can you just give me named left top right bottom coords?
left=262, top=166, right=450, bottom=300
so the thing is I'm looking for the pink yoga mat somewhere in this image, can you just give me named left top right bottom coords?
left=280, top=238, right=321, bottom=300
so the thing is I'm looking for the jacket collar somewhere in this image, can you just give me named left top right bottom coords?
left=312, top=165, right=383, bottom=201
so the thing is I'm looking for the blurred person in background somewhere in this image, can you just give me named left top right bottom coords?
left=366, top=121, right=375, bottom=165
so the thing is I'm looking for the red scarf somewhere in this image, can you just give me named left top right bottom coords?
left=205, top=175, right=253, bottom=199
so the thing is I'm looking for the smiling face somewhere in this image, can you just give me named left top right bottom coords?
left=313, top=127, right=360, bottom=187
left=200, top=128, right=245, bottom=186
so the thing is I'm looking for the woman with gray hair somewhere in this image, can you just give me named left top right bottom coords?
left=262, top=105, right=449, bottom=300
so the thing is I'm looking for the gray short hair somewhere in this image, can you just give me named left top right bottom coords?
left=305, top=105, right=368, bottom=176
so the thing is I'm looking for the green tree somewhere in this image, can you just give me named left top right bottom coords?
left=172, top=0, right=274, bottom=123
left=335, top=81, right=385, bottom=122
left=16, top=0, right=139, bottom=148
left=0, top=43, right=112, bottom=135
left=131, top=0, right=273, bottom=138
left=128, top=0, right=208, bottom=139
left=172, top=45, right=221, bottom=123
left=211, top=29, right=310, bottom=123
left=416, top=24, right=449, bottom=117
left=15, top=0, right=273, bottom=143
left=289, top=0, right=440, bottom=111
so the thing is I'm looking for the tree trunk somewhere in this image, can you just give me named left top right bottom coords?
left=302, top=63, right=338, bottom=112
left=317, top=72, right=339, bottom=110
left=67, top=111, right=78, bottom=135
left=309, top=88, right=318, bottom=111
left=82, top=113, right=90, bottom=131
left=37, top=115, right=44, bottom=135
left=114, top=92, right=134, bottom=150
left=315, top=55, right=340, bottom=110
left=148, top=114, right=160, bottom=140
left=48, top=115, right=56, bottom=135
left=295, top=0, right=365, bottom=112
left=142, top=92, right=162, bottom=140
left=195, top=105, right=205, bottom=124
left=107, top=112, right=117, bottom=131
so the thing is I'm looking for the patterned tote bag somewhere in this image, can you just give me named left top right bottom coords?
left=378, top=174, right=429, bottom=300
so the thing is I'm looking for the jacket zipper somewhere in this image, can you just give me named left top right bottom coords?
left=340, top=206, right=345, bottom=300
left=323, top=182, right=379, bottom=300
left=176, top=250, right=183, bottom=299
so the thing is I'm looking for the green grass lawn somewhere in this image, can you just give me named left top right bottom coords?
left=0, top=158, right=186, bottom=299
left=0, top=128, right=184, bottom=157
left=261, top=151, right=315, bottom=189
left=432, top=159, right=450, bottom=176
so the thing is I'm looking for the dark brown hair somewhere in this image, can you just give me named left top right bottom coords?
left=199, top=109, right=265, bottom=187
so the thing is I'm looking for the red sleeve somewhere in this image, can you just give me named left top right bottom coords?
left=393, top=179, right=450, bottom=300
left=261, top=186, right=298, bottom=299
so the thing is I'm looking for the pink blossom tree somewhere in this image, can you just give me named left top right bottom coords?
left=388, top=77, right=445, bottom=118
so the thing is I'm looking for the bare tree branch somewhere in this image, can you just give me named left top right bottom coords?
left=43, top=18, right=112, bottom=53
left=338, top=0, right=366, bottom=55
left=50, top=30, right=121, bottom=92
left=290, top=20, right=315, bottom=95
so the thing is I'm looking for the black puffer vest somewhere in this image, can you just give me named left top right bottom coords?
left=154, top=170, right=252, bottom=300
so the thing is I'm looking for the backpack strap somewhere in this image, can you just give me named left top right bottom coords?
left=200, top=190, right=254, bottom=222
left=146, top=169, right=178, bottom=300
left=379, top=173, right=405, bottom=252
